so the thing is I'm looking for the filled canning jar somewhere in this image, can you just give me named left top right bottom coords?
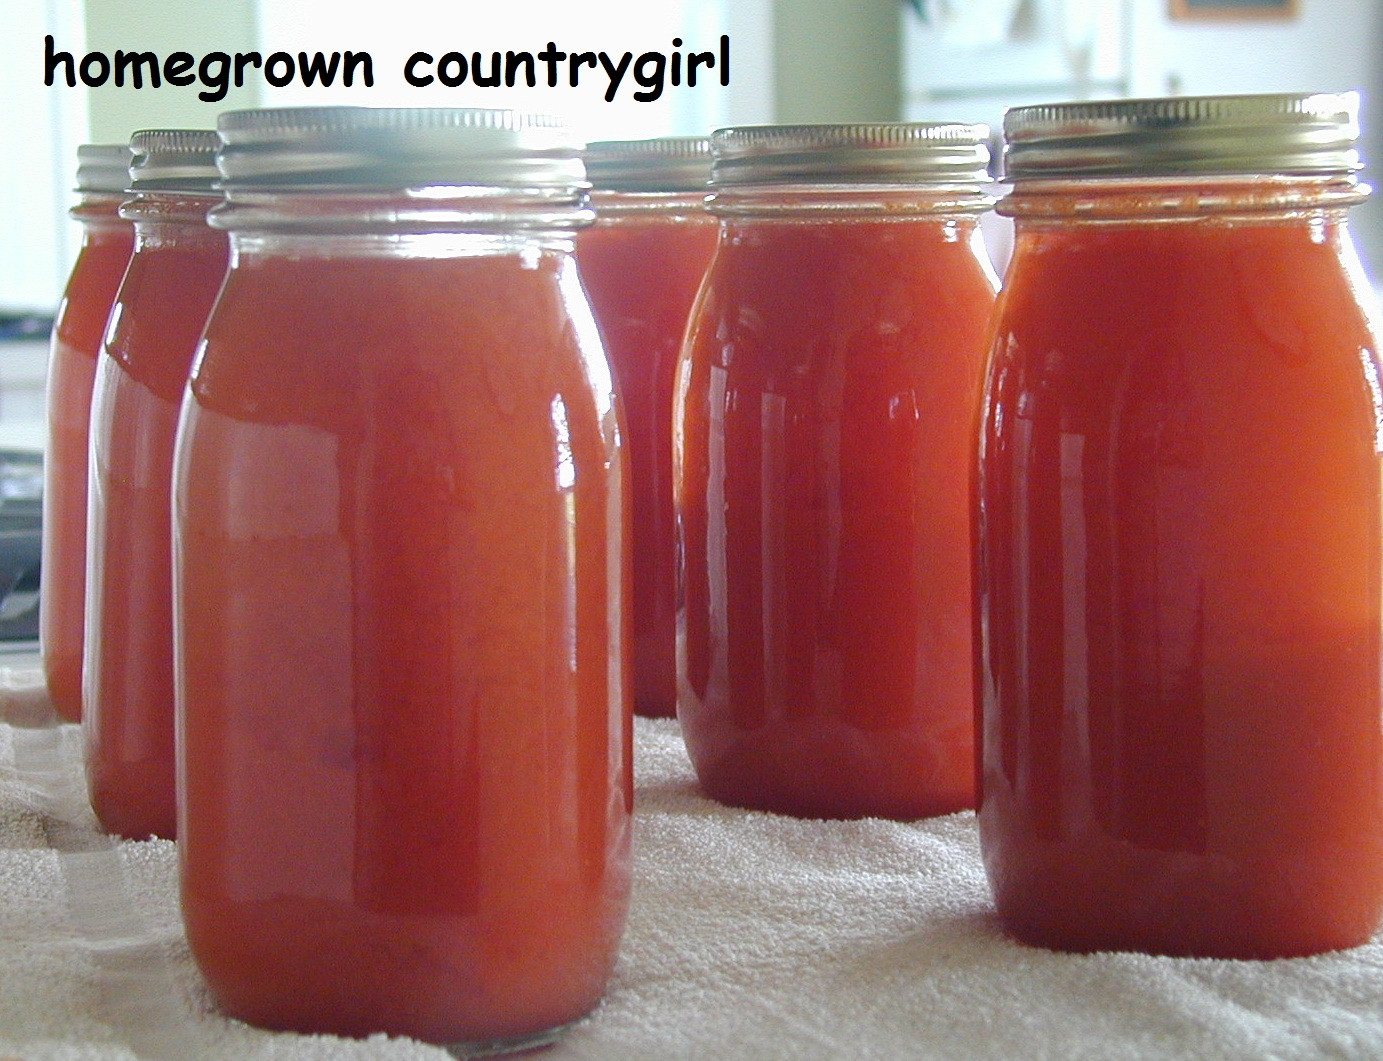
left=577, top=137, right=717, bottom=718
left=84, top=129, right=225, bottom=840
left=42, top=144, right=134, bottom=722
left=174, top=107, right=630, bottom=1049
left=675, top=123, right=999, bottom=819
left=975, top=92, right=1383, bottom=957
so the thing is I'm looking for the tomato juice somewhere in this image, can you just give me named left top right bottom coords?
left=176, top=241, right=630, bottom=1043
left=577, top=204, right=717, bottom=717
left=43, top=180, right=133, bottom=722
left=677, top=209, right=998, bottom=819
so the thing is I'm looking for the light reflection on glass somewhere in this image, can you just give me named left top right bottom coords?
left=558, top=257, right=616, bottom=425
left=550, top=393, right=578, bottom=671
left=551, top=394, right=576, bottom=490
left=1359, top=347, right=1383, bottom=454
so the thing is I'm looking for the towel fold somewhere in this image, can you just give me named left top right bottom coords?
left=1, top=667, right=1380, bottom=1060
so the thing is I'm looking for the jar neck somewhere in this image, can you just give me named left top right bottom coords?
left=589, top=189, right=712, bottom=223
left=708, top=184, right=995, bottom=220
left=70, top=192, right=130, bottom=229
left=999, top=174, right=1367, bottom=225
left=225, top=229, right=579, bottom=263
left=211, top=186, right=595, bottom=238
left=120, top=191, right=221, bottom=241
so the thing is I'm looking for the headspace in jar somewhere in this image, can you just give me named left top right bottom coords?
left=174, top=107, right=629, bottom=1050
left=976, top=91, right=1383, bottom=957
left=675, top=121, right=999, bottom=819
left=577, top=136, right=716, bottom=719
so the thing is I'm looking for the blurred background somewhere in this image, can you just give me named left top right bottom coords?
left=3, top=0, right=1382, bottom=315
left=0, top=0, right=1374, bottom=646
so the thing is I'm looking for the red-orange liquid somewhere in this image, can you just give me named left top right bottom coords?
left=577, top=209, right=717, bottom=717
left=42, top=197, right=133, bottom=722
left=976, top=211, right=1383, bottom=957
left=677, top=215, right=997, bottom=819
left=84, top=197, right=227, bottom=840
left=174, top=244, right=630, bottom=1044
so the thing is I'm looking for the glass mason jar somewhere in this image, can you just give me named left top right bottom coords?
left=577, top=137, right=717, bottom=719
left=42, top=143, right=134, bottom=723
left=84, top=130, right=226, bottom=841
left=976, top=92, right=1383, bottom=958
left=173, top=107, right=630, bottom=1051
left=675, top=123, right=999, bottom=819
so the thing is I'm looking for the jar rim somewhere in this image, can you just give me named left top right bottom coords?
left=996, top=173, right=1369, bottom=221
left=207, top=186, right=594, bottom=235
left=707, top=183, right=996, bottom=219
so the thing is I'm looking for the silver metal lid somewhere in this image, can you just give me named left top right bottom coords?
left=1003, top=92, right=1362, bottom=179
left=216, top=107, right=587, bottom=190
left=74, top=144, right=133, bottom=194
left=585, top=137, right=712, bottom=192
left=710, top=122, right=992, bottom=187
left=129, top=129, right=221, bottom=192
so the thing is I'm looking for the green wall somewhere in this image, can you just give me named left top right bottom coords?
left=81, top=0, right=261, bottom=143
left=773, top=0, right=900, bottom=123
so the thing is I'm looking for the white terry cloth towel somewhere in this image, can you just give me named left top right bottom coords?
left=2, top=665, right=1382, bottom=1060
